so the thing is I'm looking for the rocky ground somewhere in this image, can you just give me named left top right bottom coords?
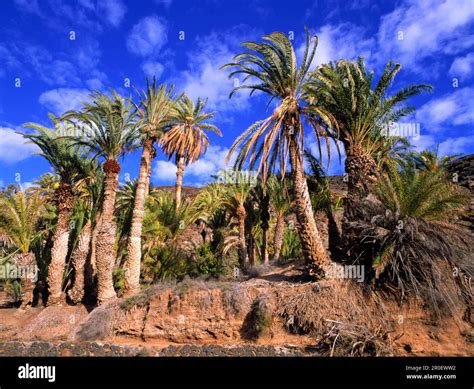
left=0, top=341, right=315, bottom=356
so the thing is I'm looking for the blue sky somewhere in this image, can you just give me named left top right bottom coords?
left=0, top=0, right=473, bottom=188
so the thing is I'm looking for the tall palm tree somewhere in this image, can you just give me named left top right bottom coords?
left=221, top=183, right=253, bottom=270
left=306, top=57, right=432, bottom=225
left=122, top=80, right=177, bottom=296
left=62, top=90, right=139, bottom=303
left=221, top=30, right=337, bottom=277
left=267, top=175, right=291, bottom=262
left=159, top=95, right=222, bottom=208
left=67, top=161, right=102, bottom=304
left=22, top=118, right=91, bottom=305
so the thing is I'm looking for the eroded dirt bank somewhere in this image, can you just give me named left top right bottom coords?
left=0, top=267, right=473, bottom=356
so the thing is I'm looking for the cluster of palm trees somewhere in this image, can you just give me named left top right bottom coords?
left=0, top=29, right=471, bottom=313
left=1, top=80, right=221, bottom=305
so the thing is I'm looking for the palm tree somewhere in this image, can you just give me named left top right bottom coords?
left=267, top=175, right=291, bottom=262
left=221, top=30, right=337, bottom=277
left=159, top=95, right=222, bottom=208
left=222, top=183, right=253, bottom=270
left=191, top=182, right=230, bottom=251
left=375, top=136, right=411, bottom=173
left=122, top=80, right=177, bottom=296
left=143, top=189, right=194, bottom=246
left=304, top=150, right=341, bottom=256
left=62, top=90, right=139, bottom=303
left=0, top=187, right=45, bottom=306
left=252, top=179, right=270, bottom=264
left=306, top=57, right=432, bottom=225
left=22, top=117, right=91, bottom=305
left=349, top=164, right=471, bottom=317
left=409, top=148, right=460, bottom=173
left=67, top=162, right=102, bottom=304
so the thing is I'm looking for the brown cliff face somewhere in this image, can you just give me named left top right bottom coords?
left=1, top=262, right=472, bottom=356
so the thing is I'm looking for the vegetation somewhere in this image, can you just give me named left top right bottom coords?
left=221, top=30, right=341, bottom=277
left=159, top=95, right=222, bottom=207
left=305, top=58, right=432, bottom=239
left=348, top=164, right=471, bottom=316
left=122, top=80, right=178, bottom=296
left=0, top=28, right=470, bottom=330
left=22, top=117, right=92, bottom=305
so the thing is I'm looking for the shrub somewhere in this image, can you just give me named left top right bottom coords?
left=349, top=165, right=472, bottom=317
left=279, top=228, right=302, bottom=263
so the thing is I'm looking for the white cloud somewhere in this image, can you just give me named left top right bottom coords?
left=178, top=28, right=260, bottom=113
left=73, top=41, right=102, bottom=71
left=377, top=0, right=474, bottom=71
left=153, top=160, right=177, bottom=182
left=22, top=45, right=81, bottom=85
left=0, top=127, right=37, bottom=164
left=410, top=132, right=474, bottom=158
left=297, top=24, right=375, bottom=70
left=38, top=88, right=90, bottom=114
left=126, top=16, right=168, bottom=57
left=141, top=61, right=164, bottom=78
left=0, top=38, right=104, bottom=86
left=86, top=78, right=104, bottom=90
left=411, top=134, right=437, bottom=152
left=98, top=0, right=127, bottom=27
left=415, top=87, right=474, bottom=132
left=449, top=52, right=474, bottom=78
left=438, top=135, right=474, bottom=157
left=153, top=145, right=233, bottom=184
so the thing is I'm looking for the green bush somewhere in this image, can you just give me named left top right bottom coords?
left=195, top=243, right=219, bottom=275
left=280, top=228, right=302, bottom=263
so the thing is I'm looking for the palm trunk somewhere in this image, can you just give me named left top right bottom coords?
left=261, top=228, right=269, bottom=264
left=15, top=252, right=37, bottom=307
left=123, top=138, right=153, bottom=296
left=327, top=211, right=341, bottom=256
left=47, top=182, right=73, bottom=305
left=67, top=220, right=91, bottom=304
left=96, top=159, right=120, bottom=304
left=237, top=204, right=248, bottom=270
left=273, top=214, right=285, bottom=262
left=343, top=143, right=379, bottom=236
left=261, top=192, right=270, bottom=264
left=175, top=154, right=185, bottom=208
left=247, top=204, right=255, bottom=267
left=84, top=209, right=101, bottom=301
left=288, top=134, right=329, bottom=277
left=248, top=237, right=255, bottom=267
left=144, top=143, right=154, bottom=195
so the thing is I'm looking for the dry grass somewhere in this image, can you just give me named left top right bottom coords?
left=276, top=279, right=395, bottom=355
left=241, top=294, right=274, bottom=340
